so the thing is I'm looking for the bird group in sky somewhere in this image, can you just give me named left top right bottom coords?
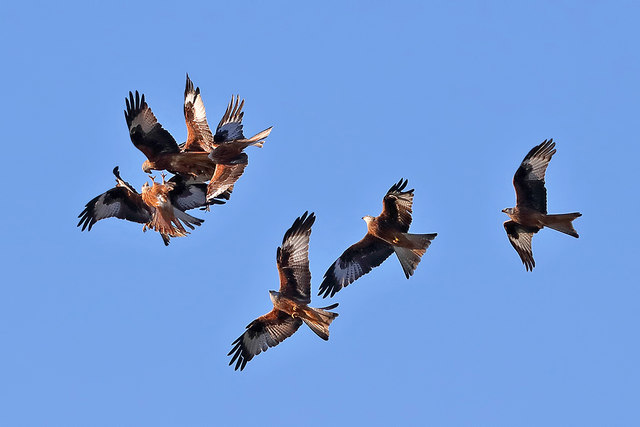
left=78, top=75, right=581, bottom=371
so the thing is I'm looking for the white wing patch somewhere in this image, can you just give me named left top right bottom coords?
left=130, top=106, right=158, bottom=134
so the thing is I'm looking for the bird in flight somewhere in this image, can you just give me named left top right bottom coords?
left=318, top=179, right=437, bottom=298
left=125, top=75, right=272, bottom=199
left=78, top=167, right=220, bottom=245
left=206, top=95, right=273, bottom=201
left=502, top=139, right=581, bottom=271
left=228, top=212, right=339, bottom=371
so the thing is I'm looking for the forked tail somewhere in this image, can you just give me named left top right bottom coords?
left=542, top=213, right=581, bottom=237
left=393, top=232, right=437, bottom=278
left=301, top=303, right=339, bottom=341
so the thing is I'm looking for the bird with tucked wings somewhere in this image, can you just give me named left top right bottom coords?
left=318, top=179, right=437, bottom=298
left=77, top=167, right=221, bottom=245
left=228, top=212, right=338, bottom=371
left=502, top=139, right=581, bottom=271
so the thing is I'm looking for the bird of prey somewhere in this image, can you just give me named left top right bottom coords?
left=502, top=139, right=581, bottom=271
left=125, top=88, right=217, bottom=178
left=78, top=167, right=218, bottom=245
left=228, top=212, right=339, bottom=371
left=206, top=95, right=273, bottom=200
left=318, top=179, right=437, bottom=298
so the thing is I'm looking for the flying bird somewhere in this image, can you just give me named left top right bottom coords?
left=206, top=95, right=273, bottom=200
left=502, top=139, right=581, bottom=271
left=77, top=167, right=219, bottom=245
left=125, top=89, right=217, bottom=178
left=228, top=212, right=339, bottom=371
left=318, top=179, right=437, bottom=298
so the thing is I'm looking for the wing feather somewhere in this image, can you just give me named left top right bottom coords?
left=318, top=234, right=393, bottom=298
left=183, top=74, right=214, bottom=151
left=513, top=139, right=556, bottom=214
left=379, top=178, right=414, bottom=232
left=277, top=212, right=315, bottom=303
left=215, top=95, right=245, bottom=143
left=227, top=309, right=302, bottom=371
left=504, top=220, right=539, bottom=271
left=124, top=91, right=179, bottom=160
left=77, top=187, right=152, bottom=231
left=206, top=156, right=248, bottom=201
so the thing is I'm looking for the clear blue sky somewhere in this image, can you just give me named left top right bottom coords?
left=1, top=1, right=638, bottom=426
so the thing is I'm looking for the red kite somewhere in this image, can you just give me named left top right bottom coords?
left=318, top=179, right=437, bottom=298
left=125, top=89, right=216, bottom=178
left=228, top=212, right=338, bottom=371
left=78, top=167, right=219, bottom=245
left=206, top=95, right=273, bottom=200
left=503, top=139, right=581, bottom=271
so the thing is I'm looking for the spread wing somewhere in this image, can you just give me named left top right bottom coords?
left=318, top=234, right=394, bottom=298
left=182, top=74, right=214, bottom=152
left=277, top=212, right=315, bottom=304
left=124, top=91, right=179, bottom=160
left=228, top=309, right=303, bottom=371
left=168, top=175, right=225, bottom=211
left=504, top=220, right=540, bottom=271
left=206, top=154, right=248, bottom=201
left=78, top=187, right=152, bottom=231
left=214, top=95, right=245, bottom=143
left=379, top=178, right=414, bottom=232
left=513, top=139, right=556, bottom=214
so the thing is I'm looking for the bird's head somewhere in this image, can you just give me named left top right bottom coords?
left=142, top=160, right=153, bottom=174
left=502, top=208, right=514, bottom=215
left=361, top=215, right=374, bottom=224
left=268, top=290, right=280, bottom=305
left=141, top=181, right=150, bottom=194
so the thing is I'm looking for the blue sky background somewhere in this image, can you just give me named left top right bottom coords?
left=1, top=1, right=639, bottom=425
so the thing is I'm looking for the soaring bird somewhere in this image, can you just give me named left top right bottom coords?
left=206, top=95, right=273, bottom=200
left=228, top=212, right=339, bottom=371
left=502, top=139, right=581, bottom=271
left=318, top=179, right=437, bottom=298
left=77, top=167, right=218, bottom=245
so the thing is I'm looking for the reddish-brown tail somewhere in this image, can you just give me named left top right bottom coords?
left=149, top=209, right=188, bottom=238
left=393, top=233, right=437, bottom=278
left=542, top=213, right=582, bottom=238
left=301, top=303, right=339, bottom=341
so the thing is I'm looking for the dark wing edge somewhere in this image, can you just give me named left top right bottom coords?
left=318, top=234, right=394, bottom=298
left=227, top=310, right=302, bottom=371
left=276, top=211, right=316, bottom=304
left=380, top=178, right=415, bottom=230
left=215, top=95, right=245, bottom=143
left=504, top=220, right=539, bottom=271
left=183, top=73, right=214, bottom=151
left=124, top=90, right=179, bottom=157
left=77, top=187, right=152, bottom=231
left=513, top=139, right=556, bottom=213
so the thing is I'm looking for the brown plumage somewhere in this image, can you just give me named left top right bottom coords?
left=125, top=90, right=217, bottom=177
left=206, top=95, right=272, bottom=200
left=228, top=212, right=338, bottom=371
left=503, top=139, right=581, bottom=271
left=78, top=167, right=209, bottom=245
left=318, top=179, right=437, bottom=298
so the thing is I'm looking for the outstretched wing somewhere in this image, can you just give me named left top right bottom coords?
left=183, top=74, right=214, bottom=152
left=513, top=139, right=556, bottom=214
left=318, top=234, right=393, bottom=298
left=228, top=309, right=303, bottom=371
left=78, top=187, right=152, bottom=231
left=214, top=95, right=245, bottom=143
left=379, top=178, right=414, bottom=232
left=504, top=220, right=539, bottom=271
left=124, top=91, right=179, bottom=160
left=277, top=212, right=315, bottom=304
left=206, top=154, right=248, bottom=201
left=168, top=175, right=225, bottom=211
